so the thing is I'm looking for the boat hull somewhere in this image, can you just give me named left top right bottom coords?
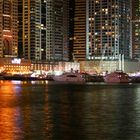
left=53, top=72, right=86, bottom=83
left=104, top=71, right=130, bottom=83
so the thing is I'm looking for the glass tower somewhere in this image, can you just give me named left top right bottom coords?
left=0, top=0, right=18, bottom=58
left=46, top=0, right=69, bottom=61
left=73, top=0, right=131, bottom=61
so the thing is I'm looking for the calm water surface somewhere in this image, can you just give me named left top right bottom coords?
left=0, top=80, right=140, bottom=140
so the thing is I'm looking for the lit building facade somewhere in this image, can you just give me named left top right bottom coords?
left=18, top=0, right=23, bottom=58
left=46, top=0, right=69, bottom=61
left=0, top=0, right=18, bottom=58
left=73, top=0, right=131, bottom=61
left=73, top=0, right=87, bottom=61
left=20, top=0, right=69, bottom=61
left=0, top=58, right=31, bottom=75
left=132, top=0, right=140, bottom=60
left=69, top=0, right=75, bottom=61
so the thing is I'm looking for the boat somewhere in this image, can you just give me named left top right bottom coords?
left=53, top=72, right=86, bottom=83
left=104, top=71, right=130, bottom=83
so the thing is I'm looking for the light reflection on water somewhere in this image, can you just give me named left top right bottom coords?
left=0, top=81, right=140, bottom=139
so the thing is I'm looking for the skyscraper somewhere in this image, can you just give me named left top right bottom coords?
left=69, top=0, right=75, bottom=61
left=0, top=0, right=18, bottom=58
left=18, top=0, right=23, bottom=58
left=46, top=0, right=69, bottom=61
left=19, top=0, right=69, bottom=61
left=132, top=0, right=140, bottom=60
left=73, top=0, right=87, bottom=61
left=73, top=0, right=131, bottom=61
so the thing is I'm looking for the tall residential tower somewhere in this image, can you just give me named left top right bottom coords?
left=19, top=0, right=69, bottom=61
left=132, top=0, right=140, bottom=60
left=73, top=0, right=87, bottom=61
left=73, top=0, right=131, bottom=61
left=0, top=0, right=18, bottom=58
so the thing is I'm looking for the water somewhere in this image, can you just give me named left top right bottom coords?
left=0, top=80, right=140, bottom=140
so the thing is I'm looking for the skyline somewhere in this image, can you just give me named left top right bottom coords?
left=0, top=0, right=140, bottom=62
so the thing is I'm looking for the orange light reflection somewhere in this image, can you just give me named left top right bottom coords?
left=0, top=81, right=16, bottom=94
left=0, top=107, right=22, bottom=140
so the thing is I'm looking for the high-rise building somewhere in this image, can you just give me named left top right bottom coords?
left=69, top=0, right=75, bottom=61
left=73, top=0, right=131, bottom=61
left=0, top=0, right=18, bottom=58
left=18, top=0, right=23, bottom=58
left=19, top=0, right=69, bottom=61
left=132, top=0, right=140, bottom=60
left=46, top=0, right=69, bottom=61
left=73, top=0, right=87, bottom=61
